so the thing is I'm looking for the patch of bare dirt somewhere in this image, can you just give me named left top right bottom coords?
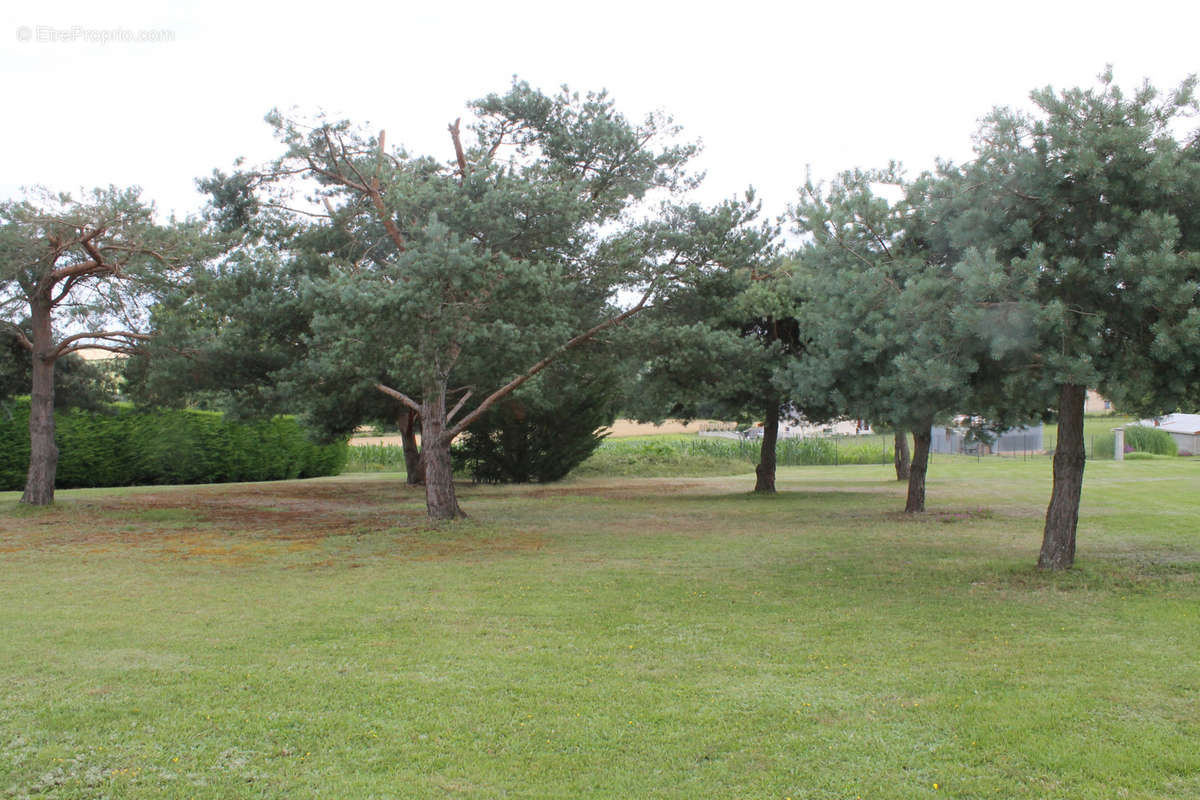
left=0, top=477, right=551, bottom=566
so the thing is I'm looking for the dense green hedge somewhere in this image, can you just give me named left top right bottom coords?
left=0, top=399, right=347, bottom=490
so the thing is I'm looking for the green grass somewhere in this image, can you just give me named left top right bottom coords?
left=573, top=435, right=894, bottom=478
left=2, top=458, right=1198, bottom=798
left=343, top=443, right=411, bottom=473
left=1043, top=415, right=1134, bottom=457
left=344, top=433, right=894, bottom=478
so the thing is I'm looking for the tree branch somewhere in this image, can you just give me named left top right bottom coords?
left=366, top=180, right=407, bottom=254
left=57, top=343, right=138, bottom=357
left=2, top=322, right=33, bottom=351
left=48, top=259, right=103, bottom=282
left=50, top=274, right=82, bottom=306
left=52, top=330, right=151, bottom=358
left=445, top=290, right=654, bottom=442
left=449, top=118, right=470, bottom=178
left=446, top=390, right=474, bottom=424
left=377, top=130, right=388, bottom=176
left=485, top=121, right=512, bottom=161
left=375, top=382, right=421, bottom=414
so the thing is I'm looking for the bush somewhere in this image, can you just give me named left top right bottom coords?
left=452, top=352, right=621, bottom=484
left=1123, top=425, right=1178, bottom=456
left=0, top=398, right=347, bottom=491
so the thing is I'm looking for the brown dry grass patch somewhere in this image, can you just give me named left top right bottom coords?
left=0, top=478, right=549, bottom=565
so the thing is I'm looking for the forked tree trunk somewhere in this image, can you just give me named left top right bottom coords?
left=21, top=301, right=57, bottom=506
left=420, top=391, right=465, bottom=521
left=1039, top=383, right=1086, bottom=570
left=893, top=430, right=911, bottom=481
left=399, top=409, right=424, bottom=485
left=904, top=422, right=932, bottom=513
left=754, top=399, right=780, bottom=494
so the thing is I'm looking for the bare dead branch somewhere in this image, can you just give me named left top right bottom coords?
left=449, top=118, right=470, bottom=178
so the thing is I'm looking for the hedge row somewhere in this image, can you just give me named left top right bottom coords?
left=0, top=399, right=347, bottom=490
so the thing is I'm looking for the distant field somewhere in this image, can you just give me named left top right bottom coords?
left=349, top=419, right=732, bottom=448
left=2, top=457, right=1197, bottom=798
left=1043, top=415, right=1134, bottom=454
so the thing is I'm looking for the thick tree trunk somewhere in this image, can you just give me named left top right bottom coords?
left=1039, top=383, right=1086, bottom=570
left=21, top=302, right=57, bottom=506
left=420, top=391, right=465, bottom=521
left=400, top=410, right=424, bottom=485
left=754, top=399, right=780, bottom=494
left=893, top=430, right=911, bottom=481
left=904, top=422, right=932, bottom=513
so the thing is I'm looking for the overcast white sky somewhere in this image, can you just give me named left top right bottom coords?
left=2, top=0, right=1198, bottom=222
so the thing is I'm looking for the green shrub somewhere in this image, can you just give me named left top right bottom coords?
left=1123, top=425, right=1178, bottom=456
left=0, top=398, right=346, bottom=490
left=452, top=353, right=621, bottom=484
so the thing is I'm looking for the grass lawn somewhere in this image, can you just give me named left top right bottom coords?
left=1, top=457, right=1198, bottom=798
left=1043, top=415, right=1134, bottom=455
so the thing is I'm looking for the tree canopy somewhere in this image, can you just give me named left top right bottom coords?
left=0, top=187, right=202, bottom=504
left=619, top=194, right=792, bottom=491
left=146, top=80, right=758, bottom=519
left=785, top=167, right=1043, bottom=512
left=946, top=68, right=1200, bottom=568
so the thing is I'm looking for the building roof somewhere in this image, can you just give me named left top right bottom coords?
left=1134, top=413, right=1200, bottom=435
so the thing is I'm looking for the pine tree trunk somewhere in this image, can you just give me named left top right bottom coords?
left=904, top=422, right=932, bottom=513
left=421, top=390, right=465, bottom=521
left=400, top=410, right=424, bottom=485
left=21, top=301, right=57, bottom=506
left=754, top=399, right=779, bottom=494
left=893, top=430, right=911, bottom=481
left=1039, top=383, right=1086, bottom=570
